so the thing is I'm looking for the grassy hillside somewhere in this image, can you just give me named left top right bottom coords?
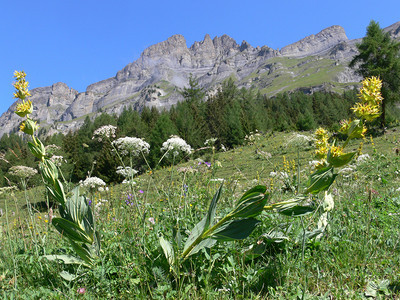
left=240, top=56, right=357, bottom=96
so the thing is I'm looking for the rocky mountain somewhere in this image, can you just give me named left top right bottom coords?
left=1, top=22, right=399, bottom=137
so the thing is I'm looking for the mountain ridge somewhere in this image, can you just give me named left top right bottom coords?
left=1, top=22, right=399, bottom=138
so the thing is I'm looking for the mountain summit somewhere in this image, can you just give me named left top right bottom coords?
left=1, top=22, right=399, bottom=137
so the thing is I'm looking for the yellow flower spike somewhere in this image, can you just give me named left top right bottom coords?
left=13, top=70, right=27, bottom=80
left=351, top=103, right=381, bottom=122
left=330, top=146, right=344, bottom=158
left=315, top=127, right=329, bottom=140
left=19, top=121, right=26, bottom=132
left=339, top=119, right=351, bottom=135
left=15, top=99, right=33, bottom=117
left=13, top=76, right=31, bottom=100
left=352, top=76, right=383, bottom=122
left=315, top=159, right=327, bottom=170
left=358, top=76, right=383, bottom=106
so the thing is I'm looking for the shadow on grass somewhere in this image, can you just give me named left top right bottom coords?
left=22, top=200, right=58, bottom=213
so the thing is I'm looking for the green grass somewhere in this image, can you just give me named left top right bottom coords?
left=1, top=128, right=400, bottom=298
left=240, top=56, right=358, bottom=96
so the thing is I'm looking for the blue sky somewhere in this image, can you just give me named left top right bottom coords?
left=1, top=0, right=399, bottom=115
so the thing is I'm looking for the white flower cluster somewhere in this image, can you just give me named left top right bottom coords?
left=161, top=136, right=192, bottom=158
left=269, top=171, right=289, bottom=180
left=8, top=165, right=38, bottom=179
left=0, top=186, right=18, bottom=195
left=244, top=130, right=262, bottom=145
left=80, top=176, right=106, bottom=191
left=356, top=154, right=371, bottom=165
left=204, top=138, right=218, bottom=147
left=44, top=144, right=60, bottom=156
left=286, top=133, right=314, bottom=148
left=50, top=155, right=65, bottom=167
left=112, top=137, right=150, bottom=157
left=94, top=198, right=108, bottom=215
left=116, top=166, right=138, bottom=178
left=309, top=160, right=321, bottom=170
left=339, top=166, right=355, bottom=179
left=92, top=125, right=117, bottom=142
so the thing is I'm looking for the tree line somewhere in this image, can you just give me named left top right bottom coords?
left=3, top=77, right=397, bottom=188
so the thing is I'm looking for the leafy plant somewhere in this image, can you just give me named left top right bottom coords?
left=159, top=183, right=268, bottom=272
left=12, top=71, right=100, bottom=272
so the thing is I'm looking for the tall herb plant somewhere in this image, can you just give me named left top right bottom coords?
left=13, top=71, right=99, bottom=270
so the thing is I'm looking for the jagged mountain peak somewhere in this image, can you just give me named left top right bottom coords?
left=141, top=34, right=189, bottom=58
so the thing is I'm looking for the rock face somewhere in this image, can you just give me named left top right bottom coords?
left=280, top=26, right=349, bottom=57
left=1, top=21, right=399, bottom=138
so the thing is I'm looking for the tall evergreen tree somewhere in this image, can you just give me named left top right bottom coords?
left=148, top=112, right=178, bottom=167
left=349, top=20, right=400, bottom=126
left=176, top=75, right=209, bottom=148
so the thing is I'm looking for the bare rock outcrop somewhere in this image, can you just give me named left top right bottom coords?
left=280, top=26, right=348, bottom=57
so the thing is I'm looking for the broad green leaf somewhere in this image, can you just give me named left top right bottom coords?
left=347, top=119, right=364, bottom=139
left=278, top=205, right=315, bottom=217
left=182, top=216, right=207, bottom=254
left=43, top=255, right=89, bottom=267
left=305, top=166, right=337, bottom=194
left=204, top=182, right=223, bottom=230
left=159, top=234, right=175, bottom=269
left=183, top=183, right=223, bottom=253
left=28, top=141, right=45, bottom=160
left=212, top=218, right=260, bottom=241
left=52, top=218, right=93, bottom=244
left=46, top=185, right=62, bottom=204
left=69, top=240, right=94, bottom=266
left=269, top=196, right=306, bottom=212
left=260, top=231, right=289, bottom=244
left=237, top=185, right=267, bottom=205
left=40, top=159, right=59, bottom=184
left=327, top=151, right=356, bottom=168
left=45, top=179, right=66, bottom=205
left=231, top=191, right=268, bottom=218
left=243, top=230, right=288, bottom=260
left=59, top=271, right=78, bottom=281
left=185, top=238, right=216, bottom=257
left=243, top=243, right=267, bottom=260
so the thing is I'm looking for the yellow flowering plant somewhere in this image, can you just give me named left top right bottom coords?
left=243, top=77, right=384, bottom=260
left=12, top=71, right=100, bottom=273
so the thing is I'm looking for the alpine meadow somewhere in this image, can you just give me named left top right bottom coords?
left=1, top=20, right=400, bottom=299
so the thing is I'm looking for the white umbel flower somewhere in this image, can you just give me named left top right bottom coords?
left=80, top=176, right=106, bottom=191
left=116, top=166, right=138, bottom=178
left=49, top=155, right=64, bottom=167
left=112, top=137, right=150, bottom=157
left=8, top=165, right=38, bottom=179
left=356, top=154, right=371, bottom=165
left=92, top=125, right=117, bottom=142
left=161, top=136, right=192, bottom=158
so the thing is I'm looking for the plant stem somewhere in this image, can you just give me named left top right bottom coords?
left=181, top=213, right=233, bottom=260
